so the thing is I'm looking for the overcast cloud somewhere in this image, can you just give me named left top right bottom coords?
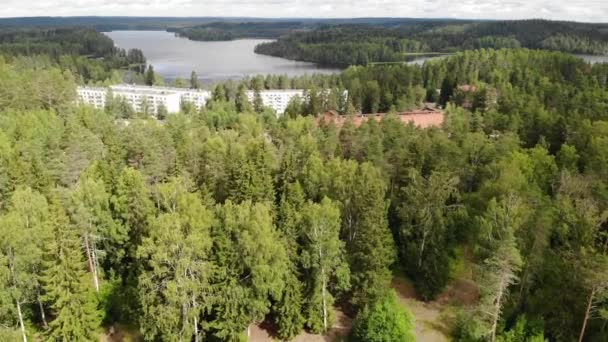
left=2, top=0, right=607, bottom=23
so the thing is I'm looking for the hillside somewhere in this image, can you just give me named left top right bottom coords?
left=255, top=19, right=608, bottom=66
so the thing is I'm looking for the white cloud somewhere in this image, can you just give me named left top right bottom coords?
left=1, top=0, right=606, bottom=22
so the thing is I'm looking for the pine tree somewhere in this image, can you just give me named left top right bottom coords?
left=42, top=197, right=101, bottom=342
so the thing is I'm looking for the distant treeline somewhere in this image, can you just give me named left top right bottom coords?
left=255, top=19, right=608, bottom=66
left=168, top=22, right=311, bottom=41
left=0, top=16, right=467, bottom=32
left=0, top=27, right=147, bottom=82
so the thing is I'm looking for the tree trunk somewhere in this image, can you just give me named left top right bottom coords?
left=321, top=266, right=328, bottom=333
left=192, top=296, right=199, bottom=342
left=490, top=275, right=506, bottom=342
left=16, top=299, right=27, bottom=342
left=84, top=233, right=99, bottom=292
left=578, top=288, right=596, bottom=342
left=8, top=250, right=27, bottom=342
left=418, top=228, right=428, bottom=268
left=37, top=289, right=48, bottom=328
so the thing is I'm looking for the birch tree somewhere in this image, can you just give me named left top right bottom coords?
left=70, top=174, right=120, bottom=292
left=137, top=176, right=213, bottom=342
left=0, top=187, right=51, bottom=342
left=578, top=257, right=608, bottom=342
left=301, top=198, right=350, bottom=333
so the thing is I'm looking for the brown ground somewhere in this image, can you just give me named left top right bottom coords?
left=391, top=247, right=479, bottom=342
left=249, top=309, right=351, bottom=342
left=392, top=278, right=451, bottom=342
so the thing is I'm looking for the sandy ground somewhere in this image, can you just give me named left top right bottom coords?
left=392, top=278, right=452, bottom=342
left=248, top=309, right=351, bottom=342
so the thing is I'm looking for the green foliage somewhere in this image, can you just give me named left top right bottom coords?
left=352, top=290, right=415, bottom=342
left=398, top=170, right=459, bottom=299
left=256, top=20, right=608, bottom=66
left=144, top=65, right=156, bottom=86
left=0, top=28, right=145, bottom=82
left=137, top=176, right=213, bottom=342
left=2, top=41, right=608, bottom=342
left=210, top=200, right=289, bottom=340
left=42, top=197, right=102, bottom=341
left=301, top=198, right=350, bottom=333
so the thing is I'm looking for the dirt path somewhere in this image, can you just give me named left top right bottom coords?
left=392, top=278, right=452, bottom=342
left=391, top=247, right=478, bottom=342
left=249, top=310, right=351, bottom=342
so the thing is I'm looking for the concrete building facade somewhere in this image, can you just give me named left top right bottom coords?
left=246, top=89, right=305, bottom=115
left=77, top=85, right=212, bottom=115
left=77, top=85, right=337, bottom=116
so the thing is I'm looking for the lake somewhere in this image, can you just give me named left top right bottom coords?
left=406, top=53, right=608, bottom=65
left=104, top=31, right=341, bottom=83
left=576, top=54, right=608, bottom=64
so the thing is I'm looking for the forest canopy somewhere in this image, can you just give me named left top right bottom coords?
left=255, top=19, right=608, bottom=66
left=0, top=23, right=608, bottom=342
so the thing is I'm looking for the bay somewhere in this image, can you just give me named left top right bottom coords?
left=104, top=30, right=341, bottom=83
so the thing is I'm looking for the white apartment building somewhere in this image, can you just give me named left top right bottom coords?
left=77, top=85, right=344, bottom=117
left=246, top=89, right=305, bottom=115
left=77, top=87, right=107, bottom=109
left=77, top=84, right=212, bottom=115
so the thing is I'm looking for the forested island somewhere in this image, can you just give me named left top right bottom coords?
left=168, top=22, right=311, bottom=41
left=1, top=24, right=608, bottom=342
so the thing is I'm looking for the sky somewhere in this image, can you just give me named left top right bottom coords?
left=2, top=0, right=607, bottom=23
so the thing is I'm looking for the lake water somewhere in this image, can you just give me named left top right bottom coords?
left=406, top=53, right=608, bottom=65
left=576, top=54, right=608, bottom=64
left=104, top=31, right=341, bottom=82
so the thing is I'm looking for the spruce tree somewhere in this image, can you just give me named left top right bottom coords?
left=190, top=71, right=200, bottom=89
left=349, top=163, right=396, bottom=305
left=144, top=65, right=155, bottom=86
left=42, top=197, right=101, bottom=342
left=210, top=200, right=288, bottom=340
left=274, top=182, right=306, bottom=340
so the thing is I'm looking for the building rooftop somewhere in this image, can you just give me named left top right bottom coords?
left=318, top=106, right=444, bottom=129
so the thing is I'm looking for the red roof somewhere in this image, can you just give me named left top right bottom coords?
left=457, top=84, right=478, bottom=92
left=317, top=107, right=444, bottom=129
